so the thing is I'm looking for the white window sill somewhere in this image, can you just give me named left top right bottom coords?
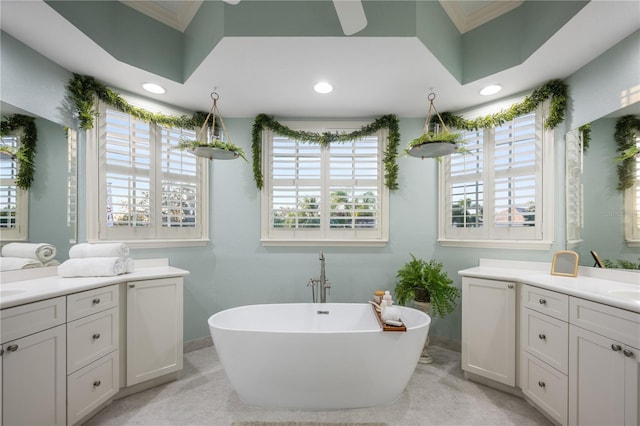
left=438, top=238, right=554, bottom=250
left=625, top=239, right=640, bottom=248
left=87, top=239, right=209, bottom=249
left=261, top=239, right=388, bottom=247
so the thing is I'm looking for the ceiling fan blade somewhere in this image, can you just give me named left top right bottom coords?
left=332, top=0, right=367, bottom=35
left=222, top=0, right=241, bottom=5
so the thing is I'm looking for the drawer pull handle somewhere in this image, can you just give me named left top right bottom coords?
left=92, top=333, right=101, bottom=340
left=0, top=348, right=4, bottom=356
left=93, top=380, right=101, bottom=388
left=538, top=333, right=546, bottom=340
left=538, top=298, right=547, bottom=305
left=611, top=344, right=622, bottom=352
left=92, top=298, right=101, bottom=305
left=6, top=344, right=19, bottom=352
left=507, top=284, right=514, bottom=289
left=538, top=381, right=546, bottom=389
left=623, top=349, right=634, bottom=357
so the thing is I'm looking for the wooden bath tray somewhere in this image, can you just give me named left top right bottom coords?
left=371, top=303, right=407, bottom=332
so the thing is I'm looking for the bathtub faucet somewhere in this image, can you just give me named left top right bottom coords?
left=308, top=251, right=331, bottom=303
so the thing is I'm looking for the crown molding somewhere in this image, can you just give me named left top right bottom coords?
left=120, top=0, right=203, bottom=32
left=440, top=0, right=523, bottom=34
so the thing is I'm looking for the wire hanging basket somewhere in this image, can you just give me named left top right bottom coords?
left=406, top=92, right=461, bottom=159
left=179, top=92, right=246, bottom=161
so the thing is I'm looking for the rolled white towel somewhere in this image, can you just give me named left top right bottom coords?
left=2, top=242, right=57, bottom=263
left=69, top=243, right=129, bottom=259
left=381, top=305, right=402, bottom=323
left=58, top=257, right=125, bottom=278
left=0, top=257, right=43, bottom=271
left=43, top=259, right=61, bottom=267
left=124, top=257, right=135, bottom=273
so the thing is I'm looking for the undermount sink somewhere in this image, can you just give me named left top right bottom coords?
left=0, top=288, right=28, bottom=298
left=607, top=289, right=640, bottom=302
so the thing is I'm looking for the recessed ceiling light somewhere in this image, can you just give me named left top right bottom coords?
left=142, top=83, right=166, bottom=94
left=480, top=84, right=502, bottom=96
left=314, top=81, right=333, bottom=94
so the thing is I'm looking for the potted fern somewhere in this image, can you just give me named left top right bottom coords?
left=394, top=254, right=461, bottom=364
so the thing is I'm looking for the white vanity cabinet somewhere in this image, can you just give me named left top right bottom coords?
left=569, top=297, right=639, bottom=426
left=519, top=284, right=569, bottom=425
left=0, top=297, right=67, bottom=426
left=124, top=277, right=183, bottom=386
left=66, top=284, right=120, bottom=425
left=461, top=277, right=517, bottom=386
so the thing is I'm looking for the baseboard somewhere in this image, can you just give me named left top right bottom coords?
left=184, top=335, right=213, bottom=353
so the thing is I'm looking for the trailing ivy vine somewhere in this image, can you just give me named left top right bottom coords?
left=438, top=79, right=568, bottom=131
left=251, top=113, right=400, bottom=190
left=614, top=114, right=640, bottom=190
left=0, top=114, right=37, bottom=190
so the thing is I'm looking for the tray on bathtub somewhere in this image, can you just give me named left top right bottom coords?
left=371, top=304, right=407, bottom=332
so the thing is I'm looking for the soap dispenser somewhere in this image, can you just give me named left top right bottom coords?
left=382, top=290, right=393, bottom=306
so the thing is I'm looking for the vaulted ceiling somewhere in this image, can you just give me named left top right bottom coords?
left=2, top=1, right=639, bottom=117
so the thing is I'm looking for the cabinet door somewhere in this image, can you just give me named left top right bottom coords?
left=461, top=277, right=516, bottom=386
left=569, top=325, right=627, bottom=426
left=126, top=277, right=183, bottom=386
left=623, top=344, right=639, bottom=426
left=2, top=325, right=66, bottom=426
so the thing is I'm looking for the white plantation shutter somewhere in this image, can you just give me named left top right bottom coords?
left=93, top=101, right=207, bottom=243
left=0, top=133, right=27, bottom=240
left=566, top=129, right=583, bottom=246
left=440, top=104, right=552, bottom=247
left=262, top=123, right=388, bottom=245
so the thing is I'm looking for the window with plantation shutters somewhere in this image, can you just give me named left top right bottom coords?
left=87, top=101, right=208, bottom=246
left=439, top=102, right=553, bottom=249
left=262, top=122, right=389, bottom=246
left=624, top=135, right=640, bottom=246
left=0, top=132, right=28, bottom=241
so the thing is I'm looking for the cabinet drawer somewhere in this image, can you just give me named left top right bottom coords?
left=67, top=307, right=119, bottom=374
left=521, top=351, right=568, bottom=425
left=521, top=284, right=569, bottom=321
left=1, top=296, right=66, bottom=343
left=67, top=350, right=119, bottom=426
left=67, top=284, right=119, bottom=321
left=570, top=297, right=640, bottom=348
left=521, top=308, right=569, bottom=374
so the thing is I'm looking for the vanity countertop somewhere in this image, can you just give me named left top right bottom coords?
left=459, top=261, right=640, bottom=314
left=0, top=263, right=189, bottom=310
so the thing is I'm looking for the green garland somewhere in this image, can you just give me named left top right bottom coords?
left=614, top=114, right=640, bottom=190
left=0, top=114, right=37, bottom=190
left=251, top=113, right=400, bottom=190
left=579, top=123, right=591, bottom=153
left=438, top=79, right=568, bottom=131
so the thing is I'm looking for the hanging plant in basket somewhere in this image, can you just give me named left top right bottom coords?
left=177, top=91, right=247, bottom=161
left=405, top=92, right=462, bottom=159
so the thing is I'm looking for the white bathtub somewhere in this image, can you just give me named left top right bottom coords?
left=208, top=303, right=430, bottom=409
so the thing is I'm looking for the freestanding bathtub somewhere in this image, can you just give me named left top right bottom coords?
left=208, top=303, right=430, bottom=409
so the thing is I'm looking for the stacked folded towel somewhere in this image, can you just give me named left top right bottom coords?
left=58, top=243, right=135, bottom=278
left=0, top=242, right=58, bottom=271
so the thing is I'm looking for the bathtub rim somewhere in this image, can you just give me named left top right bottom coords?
left=208, top=302, right=430, bottom=334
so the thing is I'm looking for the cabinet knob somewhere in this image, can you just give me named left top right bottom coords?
left=92, top=333, right=101, bottom=340
left=92, top=298, right=101, bottom=305
left=538, top=298, right=547, bottom=305
left=129, top=284, right=135, bottom=288
left=507, top=284, right=514, bottom=289
left=0, top=348, right=4, bottom=356
left=93, top=380, right=101, bottom=388
left=538, top=381, right=546, bottom=389
left=611, top=344, right=622, bottom=352
left=6, top=344, right=18, bottom=352
left=538, top=333, right=546, bottom=340
left=623, top=349, right=634, bottom=358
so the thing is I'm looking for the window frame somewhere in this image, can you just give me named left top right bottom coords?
left=260, top=121, right=390, bottom=247
left=0, top=130, right=29, bottom=242
left=86, top=100, right=209, bottom=248
left=438, top=101, right=554, bottom=250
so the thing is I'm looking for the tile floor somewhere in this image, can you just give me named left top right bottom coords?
left=85, top=345, right=551, bottom=426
